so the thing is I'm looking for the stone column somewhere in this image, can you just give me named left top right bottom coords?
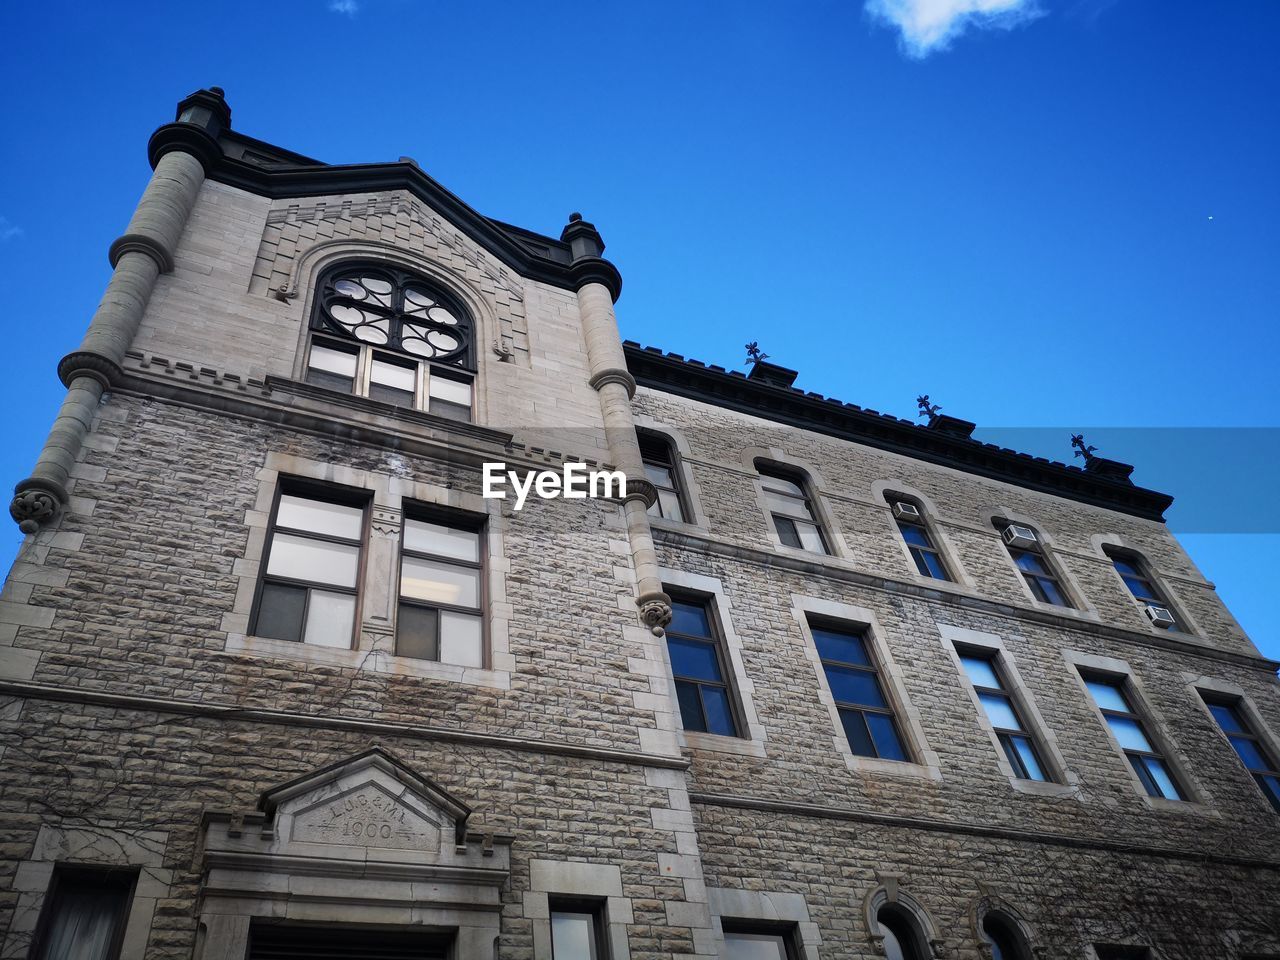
left=564, top=214, right=672, bottom=635
left=9, top=87, right=230, bottom=533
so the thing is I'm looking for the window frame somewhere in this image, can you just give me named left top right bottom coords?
left=810, top=617, right=912, bottom=763
left=1080, top=670, right=1187, bottom=801
left=955, top=645, right=1054, bottom=783
left=249, top=479, right=370, bottom=650
left=30, top=865, right=138, bottom=960
left=638, top=430, right=689, bottom=524
left=757, top=463, right=829, bottom=555
left=396, top=504, right=488, bottom=668
left=888, top=496, right=951, bottom=582
left=996, top=520, right=1073, bottom=608
left=664, top=590, right=744, bottom=738
left=1104, top=547, right=1187, bottom=632
left=548, top=896, right=610, bottom=960
left=304, top=261, right=477, bottom=422
left=720, top=920, right=802, bottom=960
left=1199, top=691, right=1280, bottom=813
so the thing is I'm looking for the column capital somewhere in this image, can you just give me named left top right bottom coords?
left=57, top=351, right=123, bottom=390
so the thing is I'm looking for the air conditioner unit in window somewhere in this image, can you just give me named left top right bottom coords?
left=1145, top=604, right=1176, bottom=628
left=892, top=502, right=922, bottom=521
left=1002, top=524, right=1038, bottom=550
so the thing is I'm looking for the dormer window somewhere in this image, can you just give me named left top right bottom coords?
left=306, top=263, right=474, bottom=421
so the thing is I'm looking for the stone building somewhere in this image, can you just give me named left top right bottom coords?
left=1, top=87, right=1278, bottom=960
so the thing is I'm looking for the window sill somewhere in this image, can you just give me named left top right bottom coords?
left=683, top=730, right=768, bottom=758
left=224, top=633, right=511, bottom=689
left=1008, top=778, right=1081, bottom=799
left=841, top=750, right=942, bottom=781
left=1142, top=794, right=1219, bottom=817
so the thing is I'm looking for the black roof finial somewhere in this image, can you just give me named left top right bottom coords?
left=745, top=342, right=769, bottom=366
left=916, top=394, right=941, bottom=424
left=1071, top=433, right=1099, bottom=463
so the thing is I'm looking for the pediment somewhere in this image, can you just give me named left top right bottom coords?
left=260, top=747, right=470, bottom=846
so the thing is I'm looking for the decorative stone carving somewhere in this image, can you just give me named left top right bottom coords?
left=638, top=591, right=673, bottom=637
left=370, top=506, right=402, bottom=538
left=10, top=487, right=60, bottom=535
left=291, top=780, right=442, bottom=851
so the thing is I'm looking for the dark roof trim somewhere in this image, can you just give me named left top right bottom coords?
left=624, top=343, right=1174, bottom=521
left=161, top=127, right=620, bottom=300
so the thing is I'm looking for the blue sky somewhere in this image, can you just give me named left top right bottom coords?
left=1, top=0, right=1277, bottom=657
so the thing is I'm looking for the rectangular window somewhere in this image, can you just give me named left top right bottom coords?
left=639, top=433, right=686, bottom=523
left=427, top=369, right=473, bottom=421
left=812, top=621, right=908, bottom=761
left=1008, top=547, right=1071, bottom=607
left=958, top=650, right=1050, bottom=781
left=1109, top=554, right=1184, bottom=630
left=550, top=900, right=606, bottom=960
left=722, top=925, right=798, bottom=960
left=896, top=517, right=949, bottom=580
left=397, top=511, right=484, bottom=666
left=1083, top=674, right=1185, bottom=800
left=666, top=594, right=740, bottom=737
left=759, top=468, right=826, bottom=554
left=1201, top=694, right=1280, bottom=812
left=254, top=488, right=365, bottom=648
left=34, top=867, right=136, bottom=960
left=306, top=335, right=473, bottom=423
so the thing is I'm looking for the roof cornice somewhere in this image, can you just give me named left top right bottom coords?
left=165, top=128, right=622, bottom=301
left=624, top=343, right=1175, bottom=522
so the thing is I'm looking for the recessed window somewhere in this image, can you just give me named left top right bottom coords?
left=998, top=522, right=1071, bottom=607
left=33, top=867, right=136, bottom=960
left=639, top=432, right=687, bottom=523
left=397, top=511, right=485, bottom=667
left=550, top=899, right=607, bottom=960
left=1082, top=674, right=1185, bottom=800
left=981, top=913, right=1030, bottom=960
left=1106, top=550, right=1185, bottom=631
left=665, top=593, right=740, bottom=737
left=253, top=487, right=366, bottom=649
left=889, top=498, right=950, bottom=581
left=758, top=465, right=827, bottom=554
left=722, top=925, right=797, bottom=960
left=958, top=650, right=1051, bottom=782
left=306, top=263, right=474, bottom=421
left=812, top=621, right=908, bottom=762
left=877, top=905, right=928, bottom=960
left=1201, top=694, right=1280, bottom=812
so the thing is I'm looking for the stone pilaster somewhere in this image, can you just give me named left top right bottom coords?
left=564, top=214, right=672, bottom=635
left=9, top=88, right=228, bottom=533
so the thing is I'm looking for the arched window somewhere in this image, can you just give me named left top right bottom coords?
left=1103, top=547, right=1186, bottom=631
left=886, top=493, right=950, bottom=581
left=981, top=912, right=1031, bottom=960
left=638, top=430, right=688, bottom=523
left=757, top=462, right=828, bottom=554
left=995, top=518, right=1072, bottom=608
left=306, top=262, right=475, bottom=421
left=877, top=905, right=930, bottom=960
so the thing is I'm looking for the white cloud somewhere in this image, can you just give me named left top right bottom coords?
left=328, top=0, right=358, bottom=16
left=0, top=216, right=22, bottom=242
left=866, top=0, right=1044, bottom=58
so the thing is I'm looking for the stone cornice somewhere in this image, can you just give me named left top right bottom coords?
left=0, top=679, right=691, bottom=771
left=689, top=792, right=1280, bottom=871
left=625, top=344, right=1175, bottom=522
left=652, top=526, right=1279, bottom=674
